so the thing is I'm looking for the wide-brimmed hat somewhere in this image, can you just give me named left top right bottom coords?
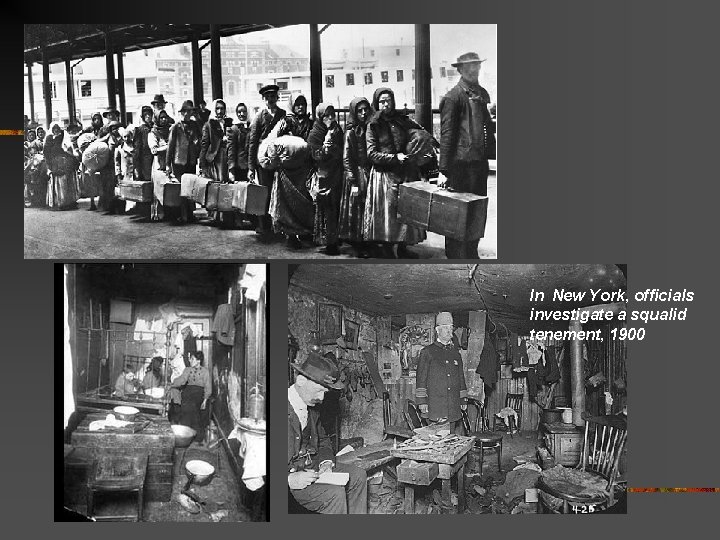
left=451, top=52, right=486, bottom=67
left=179, top=100, right=196, bottom=113
left=151, top=94, right=167, bottom=105
left=102, top=107, right=120, bottom=118
left=436, top=312, right=454, bottom=326
left=259, top=84, right=280, bottom=96
left=291, top=351, right=343, bottom=390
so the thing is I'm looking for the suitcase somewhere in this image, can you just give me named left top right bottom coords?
left=119, top=181, right=153, bottom=202
left=218, top=184, right=238, bottom=212
left=152, top=168, right=181, bottom=207
left=205, top=182, right=221, bottom=211
left=232, top=182, right=269, bottom=215
left=180, top=173, right=197, bottom=198
left=398, top=181, right=488, bottom=240
left=191, top=178, right=211, bottom=206
left=162, top=182, right=182, bottom=207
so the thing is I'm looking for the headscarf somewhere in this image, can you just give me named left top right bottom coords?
left=306, top=102, right=334, bottom=149
left=288, top=92, right=308, bottom=117
left=35, top=126, right=46, bottom=140
left=370, top=87, right=397, bottom=121
left=152, top=110, right=171, bottom=140
left=347, top=97, right=372, bottom=134
left=210, top=98, right=227, bottom=121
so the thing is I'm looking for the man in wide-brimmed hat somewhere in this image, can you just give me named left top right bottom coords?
left=167, top=100, right=201, bottom=180
left=150, top=94, right=175, bottom=125
left=248, top=84, right=286, bottom=242
left=288, top=351, right=367, bottom=514
left=415, top=312, right=468, bottom=433
left=439, top=52, right=496, bottom=259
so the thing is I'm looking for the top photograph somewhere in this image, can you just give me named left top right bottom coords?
left=24, top=24, right=497, bottom=260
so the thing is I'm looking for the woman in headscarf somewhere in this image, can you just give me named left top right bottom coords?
left=142, top=356, right=165, bottom=390
left=148, top=110, right=171, bottom=221
left=35, top=126, right=46, bottom=151
left=307, top=103, right=344, bottom=255
left=199, top=98, right=230, bottom=183
left=96, top=120, right=123, bottom=213
left=364, top=87, right=427, bottom=258
left=266, top=120, right=315, bottom=249
left=339, top=97, right=373, bottom=258
left=228, top=102, right=250, bottom=182
left=284, top=92, right=313, bottom=141
left=43, top=122, right=79, bottom=210
left=24, top=129, right=47, bottom=207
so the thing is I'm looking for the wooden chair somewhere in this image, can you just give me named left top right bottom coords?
left=538, top=416, right=628, bottom=513
left=493, top=392, right=523, bottom=437
left=461, top=397, right=503, bottom=475
left=86, top=453, right=148, bottom=521
left=404, top=399, right=429, bottom=430
left=383, top=391, right=414, bottom=440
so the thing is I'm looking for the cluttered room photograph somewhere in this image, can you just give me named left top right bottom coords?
left=59, top=263, right=266, bottom=521
left=287, top=263, right=628, bottom=514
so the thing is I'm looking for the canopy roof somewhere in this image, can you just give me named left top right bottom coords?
left=24, top=24, right=291, bottom=65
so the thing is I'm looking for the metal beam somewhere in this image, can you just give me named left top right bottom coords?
left=210, top=24, right=222, bottom=100
left=65, top=58, right=76, bottom=125
left=26, top=63, right=35, bottom=124
left=104, top=31, right=117, bottom=111
left=42, top=51, right=52, bottom=128
left=309, top=24, right=323, bottom=114
left=116, top=51, right=126, bottom=124
left=191, top=33, right=204, bottom=107
left=414, top=24, right=432, bottom=132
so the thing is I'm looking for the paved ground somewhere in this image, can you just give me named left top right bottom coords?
left=24, top=176, right=496, bottom=260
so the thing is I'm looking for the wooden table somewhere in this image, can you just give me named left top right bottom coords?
left=390, top=435, right=475, bottom=514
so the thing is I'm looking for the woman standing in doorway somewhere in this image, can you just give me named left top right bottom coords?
left=171, top=351, right=211, bottom=443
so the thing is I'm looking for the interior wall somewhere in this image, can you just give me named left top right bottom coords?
left=288, top=288, right=385, bottom=445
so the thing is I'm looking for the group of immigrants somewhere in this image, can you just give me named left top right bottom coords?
left=23, top=52, right=494, bottom=258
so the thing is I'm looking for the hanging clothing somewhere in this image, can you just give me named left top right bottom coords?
left=544, top=346, right=561, bottom=384
left=511, top=334, right=529, bottom=369
left=475, top=333, right=499, bottom=386
left=212, top=304, right=236, bottom=346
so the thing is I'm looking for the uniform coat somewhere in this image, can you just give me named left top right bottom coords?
left=415, top=341, right=468, bottom=422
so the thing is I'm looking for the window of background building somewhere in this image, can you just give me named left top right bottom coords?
left=396, top=48, right=400, bottom=56
left=364, top=72, right=373, bottom=85
left=326, top=74, right=335, bottom=88
left=440, top=67, right=447, bottom=78
left=136, top=78, right=146, bottom=94
left=381, top=71, right=388, bottom=83
left=228, top=81, right=236, bottom=95
left=80, top=81, right=91, bottom=97
left=370, top=49, right=375, bottom=57
left=42, top=81, right=57, bottom=100
left=257, top=83, right=263, bottom=92
left=397, top=70, right=404, bottom=82
left=412, top=69, right=415, bottom=80
left=277, top=81, right=288, bottom=90
left=182, top=89, right=189, bottom=97
left=346, top=73, right=355, bottom=86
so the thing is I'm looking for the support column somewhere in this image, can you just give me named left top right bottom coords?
left=26, top=63, right=36, bottom=124
left=210, top=24, right=222, bottom=100
left=42, top=51, right=52, bottom=128
left=569, top=320, right=585, bottom=427
left=309, top=24, right=323, bottom=114
left=191, top=32, right=204, bottom=106
left=116, top=51, right=126, bottom=124
left=104, top=31, right=117, bottom=110
left=65, top=59, right=76, bottom=125
left=414, top=24, right=432, bottom=132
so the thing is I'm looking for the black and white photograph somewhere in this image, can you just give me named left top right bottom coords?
left=288, top=264, right=628, bottom=514
left=60, top=263, right=267, bottom=521
left=24, top=24, right=497, bottom=259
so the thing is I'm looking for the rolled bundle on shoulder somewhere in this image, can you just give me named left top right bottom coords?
left=82, top=139, right=110, bottom=172
left=405, top=128, right=436, bottom=166
left=260, top=134, right=309, bottom=170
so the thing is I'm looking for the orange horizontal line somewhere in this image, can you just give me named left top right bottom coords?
left=0, top=130, right=23, bottom=136
left=628, top=488, right=720, bottom=493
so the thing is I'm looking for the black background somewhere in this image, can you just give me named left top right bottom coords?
left=8, top=0, right=720, bottom=534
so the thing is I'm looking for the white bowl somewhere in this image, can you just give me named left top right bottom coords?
left=144, top=387, right=165, bottom=399
left=113, top=406, right=140, bottom=420
left=186, top=460, right=215, bottom=476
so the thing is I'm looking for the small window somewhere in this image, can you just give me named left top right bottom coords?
left=396, top=70, right=404, bottom=82
left=364, top=72, right=373, bottom=85
left=440, top=67, right=447, bottom=78
left=412, top=69, right=415, bottom=80
left=381, top=71, right=388, bottom=83
left=370, top=49, right=375, bottom=57
left=396, top=48, right=400, bottom=56
left=325, top=74, right=335, bottom=88
left=228, top=81, right=235, bottom=95
left=42, top=81, right=57, bottom=100
left=346, top=73, right=355, bottom=86
left=80, top=80, right=92, bottom=97
left=256, top=83, right=263, bottom=92
left=182, top=89, right=189, bottom=96
left=277, top=81, right=288, bottom=90
left=136, top=78, right=146, bottom=94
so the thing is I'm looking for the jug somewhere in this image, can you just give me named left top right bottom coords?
left=248, top=383, right=265, bottom=420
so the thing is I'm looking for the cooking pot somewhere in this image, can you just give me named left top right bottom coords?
left=558, top=407, right=573, bottom=424
left=171, top=424, right=197, bottom=448
left=542, top=408, right=563, bottom=424
left=113, top=406, right=139, bottom=421
left=185, top=459, right=215, bottom=486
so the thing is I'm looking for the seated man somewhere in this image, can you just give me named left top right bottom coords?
left=288, top=351, right=367, bottom=514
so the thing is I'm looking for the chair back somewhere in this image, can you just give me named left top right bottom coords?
left=404, top=399, right=428, bottom=429
left=467, top=397, right=490, bottom=432
left=505, top=392, right=524, bottom=429
left=581, top=417, right=628, bottom=482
